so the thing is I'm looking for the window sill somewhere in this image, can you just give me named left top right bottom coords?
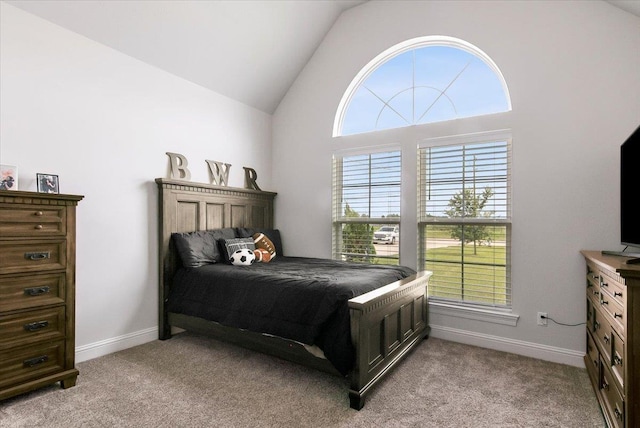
left=428, top=301, right=519, bottom=326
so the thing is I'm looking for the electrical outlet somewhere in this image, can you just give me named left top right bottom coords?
left=537, top=312, right=548, bottom=326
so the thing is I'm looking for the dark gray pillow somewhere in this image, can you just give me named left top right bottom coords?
left=172, top=228, right=237, bottom=268
left=236, top=228, right=284, bottom=256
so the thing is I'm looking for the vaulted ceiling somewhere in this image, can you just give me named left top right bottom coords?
left=5, top=0, right=365, bottom=114
left=5, top=0, right=638, bottom=115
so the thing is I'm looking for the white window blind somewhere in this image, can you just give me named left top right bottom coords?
left=419, top=140, right=511, bottom=307
left=333, top=150, right=401, bottom=264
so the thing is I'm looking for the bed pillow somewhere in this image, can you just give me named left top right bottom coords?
left=252, top=233, right=276, bottom=260
left=253, top=248, right=272, bottom=263
left=236, top=228, right=284, bottom=256
left=172, top=228, right=237, bottom=268
left=220, top=237, right=256, bottom=263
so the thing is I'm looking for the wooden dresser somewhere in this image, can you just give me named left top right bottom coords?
left=0, top=190, right=83, bottom=400
left=582, top=250, right=640, bottom=428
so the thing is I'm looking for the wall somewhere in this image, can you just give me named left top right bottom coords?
left=0, top=3, right=272, bottom=361
left=273, top=0, right=640, bottom=365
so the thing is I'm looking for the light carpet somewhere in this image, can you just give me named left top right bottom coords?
left=0, top=333, right=605, bottom=427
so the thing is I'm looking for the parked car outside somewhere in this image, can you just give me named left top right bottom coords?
left=373, top=226, right=399, bottom=244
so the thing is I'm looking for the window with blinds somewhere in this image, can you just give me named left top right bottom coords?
left=333, top=150, right=401, bottom=265
left=418, top=139, right=511, bottom=307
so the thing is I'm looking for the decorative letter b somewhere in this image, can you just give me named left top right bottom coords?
left=166, top=152, right=191, bottom=180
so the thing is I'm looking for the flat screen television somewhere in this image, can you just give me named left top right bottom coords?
left=604, top=125, right=640, bottom=263
left=621, top=125, right=640, bottom=249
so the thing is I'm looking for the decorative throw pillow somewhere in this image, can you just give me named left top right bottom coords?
left=236, top=228, right=284, bottom=256
left=229, top=248, right=256, bottom=266
left=253, top=248, right=272, bottom=263
left=220, top=237, right=256, bottom=263
left=253, top=232, right=276, bottom=260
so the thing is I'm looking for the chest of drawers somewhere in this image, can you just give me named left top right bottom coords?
left=582, top=251, right=640, bottom=428
left=0, top=190, right=83, bottom=400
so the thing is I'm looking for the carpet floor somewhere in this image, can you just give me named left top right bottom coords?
left=0, top=333, right=605, bottom=427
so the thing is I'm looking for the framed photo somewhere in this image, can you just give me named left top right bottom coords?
left=0, top=165, right=18, bottom=191
left=37, top=173, right=60, bottom=194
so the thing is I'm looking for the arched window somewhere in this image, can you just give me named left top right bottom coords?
left=333, top=37, right=513, bottom=312
left=334, top=36, right=511, bottom=136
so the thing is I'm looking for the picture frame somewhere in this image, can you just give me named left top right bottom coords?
left=37, top=173, right=60, bottom=194
left=0, top=165, right=18, bottom=191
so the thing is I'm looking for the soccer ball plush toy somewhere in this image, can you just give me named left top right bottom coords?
left=230, top=248, right=256, bottom=266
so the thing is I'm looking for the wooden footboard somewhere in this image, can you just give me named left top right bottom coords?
left=348, top=270, right=432, bottom=410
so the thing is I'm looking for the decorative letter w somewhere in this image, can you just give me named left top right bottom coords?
left=206, top=160, right=232, bottom=186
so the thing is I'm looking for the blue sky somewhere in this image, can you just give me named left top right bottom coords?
left=341, top=45, right=509, bottom=136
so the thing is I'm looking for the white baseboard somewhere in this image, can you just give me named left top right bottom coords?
left=75, top=324, right=584, bottom=368
left=429, top=324, right=586, bottom=368
left=75, top=327, right=158, bottom=363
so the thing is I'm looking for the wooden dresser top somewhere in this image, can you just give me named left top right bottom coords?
left=582, top=250, right=640, bottom=282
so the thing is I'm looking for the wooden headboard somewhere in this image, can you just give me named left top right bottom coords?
left=155, top=178, right=277, bottom=339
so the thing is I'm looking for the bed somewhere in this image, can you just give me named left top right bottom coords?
left=156, top=178, right=432, bottom=410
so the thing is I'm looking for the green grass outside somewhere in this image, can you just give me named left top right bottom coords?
left=425, top=244, right=508, bottom=305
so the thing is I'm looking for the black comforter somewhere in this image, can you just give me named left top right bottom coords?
left=167, top=256, right=416, bottom=375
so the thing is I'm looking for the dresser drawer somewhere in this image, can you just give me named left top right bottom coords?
left=599, top=269, right=625, bottom=307
left=586, top=330, right=599, bottom=373
left=586, top=263, right=601, bottom=300
left=601, top=363, right=625, bottom=428
left=0, top=307, right=65, bottom=351
left=0, top=205, right=66, bottom=237
left=0, top=240, right=66, bottom=275
left=0, top=340, right=65, bottom=389
left=0, top=273, right=65, bottom=312
left=599, top=290, right=625, bottom=333
left=611, top=328, right=624, bottom=390
left=586, top=298, right=595, bottom=333
left=593, top=308, right=612, bottom=362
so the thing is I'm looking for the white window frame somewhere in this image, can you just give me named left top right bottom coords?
left=418, top=130, right=513, bottom=313
left=332, top=147, right=402, bottom=265
left=332, top=36, right=519, bottom=325
left=333, top=35, right=512, bottom=137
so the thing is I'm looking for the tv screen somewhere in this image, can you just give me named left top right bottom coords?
left=621, top=125, right=640, bottom=249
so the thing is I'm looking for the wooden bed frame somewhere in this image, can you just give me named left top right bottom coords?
left=156, top=178, right=432, bottom=410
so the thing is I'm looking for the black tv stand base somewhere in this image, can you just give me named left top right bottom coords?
left=601, top=250, right=640, bottom=264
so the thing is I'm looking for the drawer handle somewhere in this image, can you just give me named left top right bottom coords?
left=614, top=355, right=623, bottom=366
left=24, top=286, right=51, bottom=296
left=604, top=334, right=610, bottom=344
left=24, top=251, right=50, bottom=261
left=24, top=320, right=49, bottom=332
left=594, top=321, right=600, bottom=330
left=614, top=291, right=622, bottom=298
left=602, top=379, right=609, bottom=391
left=35, top=224, right=43, bottom=230
left=23, top=355, right=49, bottom=368
left=615, top=406, right=623, bottom=420
left=593, top=291, right=599, bottom=296
left=601, top=281, right=608, bottom=288
left=614, top=312, right=622, bottom=319
left=34, top=211, right=44, bottom=217
left=601, top=298, right=609, bottom=306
